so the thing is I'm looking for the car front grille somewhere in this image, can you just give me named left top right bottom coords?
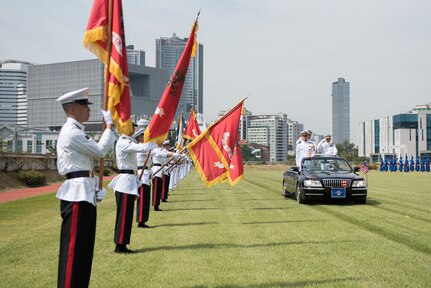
left=322, top=179, right=351, bottom=188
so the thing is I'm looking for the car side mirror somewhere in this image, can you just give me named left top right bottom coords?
left=353, top=167, right=360, bottom=172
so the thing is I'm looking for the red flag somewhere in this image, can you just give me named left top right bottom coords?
left=186, top=100, right=244, bottom=187
left=144, top=19, right=199, bottom=144
left=183, top=110, right=201, bottom=141
left=83, top=0, right=133, bottom=134
left=228, top=140, right=244, bottom=185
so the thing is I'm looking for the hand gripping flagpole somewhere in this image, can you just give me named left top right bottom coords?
left=151, top=147, right=189, bottom=178
left=138, top=149, right=152, bottom=181
left=98, top=0, right=114, bottom=190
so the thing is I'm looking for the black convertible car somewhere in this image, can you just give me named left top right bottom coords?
left=282, top=156, right=367, bottom=204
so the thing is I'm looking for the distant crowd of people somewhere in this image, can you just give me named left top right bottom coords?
left=295, top=130, right=337, bottom=168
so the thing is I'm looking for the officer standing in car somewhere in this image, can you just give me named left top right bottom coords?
left=317, top=134, right=338, bottom=155
left=296, top=130, right=316, bottom=168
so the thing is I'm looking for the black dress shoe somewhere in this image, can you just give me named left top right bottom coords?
left=137, top=223, right=151, bottom=228
left=154, top=207, right=162, bottom=211
left=115, top=244, right=135, bottom=254
left=162, top=199, right=168, bottom=202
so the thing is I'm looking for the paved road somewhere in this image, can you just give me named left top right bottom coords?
left=0, top=175, right=115, bottom=204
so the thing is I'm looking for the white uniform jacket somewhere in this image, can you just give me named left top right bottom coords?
left=151, top=146, right=170, bottom=178
left=296, top=140, right=316, bottom=168
left=108, top=135, right=156, bottom=195
left=56, top=117, right=116, bottom=206
left=317, top=140, right=338, bottom=155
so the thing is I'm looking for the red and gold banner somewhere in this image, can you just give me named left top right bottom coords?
left=228, top=140, right=244, bottom=185
left=183, top=110, right=201, bottom=141
left=83, top=0, right=132, bottom=134
left=144, top=19, right=199, bottom=144
left=186, top=100, right=244, bottom=187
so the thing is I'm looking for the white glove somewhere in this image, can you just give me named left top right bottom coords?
left=173, top=153, right=180, bottom=160
left=96, top=188, right=107, bottom=202
left=147, top=141, right=158, bottom=150
left=101, top=110, right=113, bottom=125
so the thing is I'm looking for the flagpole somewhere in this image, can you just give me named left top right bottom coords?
left=98, top=0, right=114, bottom=190
left=138, top=149, right=152, bottom=181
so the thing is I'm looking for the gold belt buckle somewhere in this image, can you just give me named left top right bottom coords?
left=90, top=170, right=94, bottom=178
left=134, top=170, right=137, bottom=175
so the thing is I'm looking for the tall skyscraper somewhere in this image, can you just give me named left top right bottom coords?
left=156, top=33, right=203, bottom=119
left=331, top=77, right=350, bottom=144
left=0, top=60, right=34, bottom=126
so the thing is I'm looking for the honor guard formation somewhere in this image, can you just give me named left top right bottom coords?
left=55, top=88, right=191, bottom=287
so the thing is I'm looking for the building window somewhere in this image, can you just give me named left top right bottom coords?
left=27, top=140, right=33, bottom=153
left=36, top=140, right=42, bottom=154
left=17, top=140, right=23, bottom=152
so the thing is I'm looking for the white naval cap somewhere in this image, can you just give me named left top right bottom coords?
left=300, top=130, right=308, bottom=136
left=132, top=128, right=145, bottom=139
left=56, top=87, right=92, bottom=105
left=162, top=140, right=170, bottom=145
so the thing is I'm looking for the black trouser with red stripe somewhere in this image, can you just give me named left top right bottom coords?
left=152, top=176, right=162, bottom=208
left=114, top=192, right=135, bottom=245
left=162, top=174, right=170, bottom=201
left=58, top=200, right=96, bottom=288
left=136, top=184, right=150, bottom=224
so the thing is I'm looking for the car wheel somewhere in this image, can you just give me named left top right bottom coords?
left=296, top=186, right=305, bottom=204
left=356, top=198, right=367, bottom=205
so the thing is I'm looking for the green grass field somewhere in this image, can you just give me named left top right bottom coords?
left=1, top=167, right=430, bottom=287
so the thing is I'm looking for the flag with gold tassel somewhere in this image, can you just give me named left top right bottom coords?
left=186, top=100, right=245, bottom=187
left=83, top=0, right=133, bottom=134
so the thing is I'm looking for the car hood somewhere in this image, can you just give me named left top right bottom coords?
left=304, top=171, right=363, bottom=180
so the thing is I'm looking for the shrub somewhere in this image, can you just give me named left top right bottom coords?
left=18, top=170, right=46, bottom=187
left=94, top=167, right=111, bottom=176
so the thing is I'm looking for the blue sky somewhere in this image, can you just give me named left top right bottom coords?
left=1, top=0, right=430, bottom=143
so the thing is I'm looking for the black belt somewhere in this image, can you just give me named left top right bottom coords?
left=153, top=164, right=161, bottom=166
left=138, top=166, right=149, bottom=170
left=119, top=169, right=135, bottom=174
left=66, top=171, right=90, bottom=179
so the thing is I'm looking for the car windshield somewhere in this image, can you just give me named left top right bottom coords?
left=303, top=158, right=352, bottom=173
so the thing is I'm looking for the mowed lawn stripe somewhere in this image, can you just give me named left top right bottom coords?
left=1, top=167, right=431, bottom=287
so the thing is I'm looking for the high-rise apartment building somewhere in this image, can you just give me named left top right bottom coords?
left=156, top=33, right=203, bottom=119
left=27, top=47, right=169, bottom=130
left=0, top=60, right=34, bottom=126
left=287, top=119, right=303, bottom=152
left=246, top=113, right=288, bottom=163
left=331, top=77, right=350, bottom=144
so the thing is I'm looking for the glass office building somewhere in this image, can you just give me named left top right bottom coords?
left=331, top=77, right=350, bottom=144
left=156, top=33, right=203, bottom=119
left=27, top=53, right=169, bottom=130
left=0, top=60, right=34, bottom=126
left=359, top=103, right=431, bottom=159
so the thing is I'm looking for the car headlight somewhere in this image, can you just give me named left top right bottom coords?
left=352, top=180, right=367, bottom=188
left=303, top=180, right=322, bottom=187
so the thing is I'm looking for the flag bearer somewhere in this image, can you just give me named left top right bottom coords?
left=56, top=88, right=116, bottom=288
left=161, top=141, right=173, bottom=202
left=151, top=140, right=179, bottom=211
left=134, top=128, right=154, bottom=228
left=108, top=127, right=157, bottom=253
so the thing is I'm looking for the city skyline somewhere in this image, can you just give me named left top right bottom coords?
left=1, top=0, right=430, bottom=144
